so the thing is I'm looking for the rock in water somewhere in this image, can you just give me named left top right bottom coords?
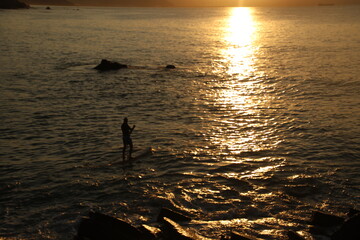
left=157, top=207, right=191, bottom=222
left=229, top=231, right=259, bottom=240
left=162, top=217, right=213, bottom=240
left=165, top=64, right=176, bottom=69
left=310, top=211, right=344, bottom=227
left=347, top=208, right=360, bottom=218
left=138, top=224, right=162, bottom=240
left=331, top=213, right=360, bottom=240
left=75, top=211, right=146, bottom=240
left=0, top=0, right=29, bottom=9
left=94, top=59, right=128, bottom=71
left=286, top=230, right=305, bottom=240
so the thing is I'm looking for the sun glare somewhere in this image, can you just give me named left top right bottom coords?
left=226, top=8, right=255, bottom=47
left=202, top=8, right=275, bottom=158
left=224, top=7, right=257, bottom=77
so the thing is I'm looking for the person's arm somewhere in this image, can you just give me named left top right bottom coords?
left=130, top=125, right=136, bottom=134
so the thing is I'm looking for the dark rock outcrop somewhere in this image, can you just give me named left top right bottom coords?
left=75, top=211, right=146, bottom=240
left=165, top=65, right=176, bottom=69
left=162, top=217, right=213, bottom=240
left=74, top=208, right=359, bottom=240
left=157, top=207, right=192, bottom=223
left=347, top=208, right=360, bottom=218
left=228, top=231, right=258, bottom=240
left=331, top=213, right=360, bottom=240
left=0, top=0, right=29, bottom=9
left=94, top=59, right=128, bottom=71
left=139, top=224, right=162, bottom=240
left=308, top=209, right=360, bottom=240
left=310, top=211, right=345, bottom=227
left=286, top=230, right=305, bottom=240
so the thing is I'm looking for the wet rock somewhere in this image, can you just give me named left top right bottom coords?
left=286, top=230, right=305, bottom=240
left=0, top=0, right=29, bottom=9
left=347, top=208, right=360, bottom=218
left=310, top=211, right=344, bottom=227
left=229, top=231, right=258, bottom=240
left=94, top=59, right=128, bottom=71
left=331, top=213, right=360, bottom=240
left=139, top=224, right=162, bottom=240
left=165, top=65, right=176, bottom=69
left=157, top=207, right=192, bottom=222
left=75, top=211, right=145, bottom=240
left=309, top=224, right=340, bottom=238
left=162, top=217, right=213, bottom=240
left=77, top=217, right=107, bottom=240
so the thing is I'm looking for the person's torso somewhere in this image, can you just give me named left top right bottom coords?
left=121, top=123, right=131, bottom=136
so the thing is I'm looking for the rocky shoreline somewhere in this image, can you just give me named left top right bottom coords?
left=74, top=207, right=360, bottom=240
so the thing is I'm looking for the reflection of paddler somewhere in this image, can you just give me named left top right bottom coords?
left=121, top=117, right=135, bottom=161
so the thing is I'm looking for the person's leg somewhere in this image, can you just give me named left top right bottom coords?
left=123, top=144, right=127, bottom=161
left=129, top=139, right=133, bottom=159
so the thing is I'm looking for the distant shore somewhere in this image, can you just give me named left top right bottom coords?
left=8, top=0, right=360, bottom=8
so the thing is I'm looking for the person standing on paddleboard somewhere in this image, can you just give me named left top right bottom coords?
left=121, top=117, right=135, bottom=161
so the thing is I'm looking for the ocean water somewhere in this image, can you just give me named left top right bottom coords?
left=0, top=5, right=360, bottom=239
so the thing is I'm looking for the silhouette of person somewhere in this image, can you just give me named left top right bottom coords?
left=121, top=117, right=135, bottom=161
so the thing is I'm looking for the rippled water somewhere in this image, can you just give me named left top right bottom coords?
left=1, top=5, right=360, bottom=239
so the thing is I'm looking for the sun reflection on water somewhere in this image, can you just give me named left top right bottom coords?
left=223, top=7, right=257, bottom=78
left=202, top=8, right=278, bottom=158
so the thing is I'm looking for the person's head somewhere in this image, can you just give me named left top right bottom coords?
left=124, top=117, right=128, bottom=123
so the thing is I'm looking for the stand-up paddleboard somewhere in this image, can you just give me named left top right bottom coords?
left=120, top=147, right=153, bottom=166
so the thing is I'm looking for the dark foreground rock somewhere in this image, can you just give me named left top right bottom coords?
left=75, top=211, right=146, bottom=240
left=94, top=59, right=128, bottom=71
left=74, top=208, right=359, bottom=240
left=286, top=230, right=305, bottom=240
left=139, top=224, right=162, bottom=240
left=310, top=211, right=344, bottom=227
left=347, top=208, right=360, bottom=218
left=228, top=231, right=259, bottom=240
left=75, top=210, right=211, bottom=240
left=157, top=207, right=192, bottom=223
left=0, top=0, right=29, bottom=9
left=162, top=217, right=213, bottom=240
left=331, top=213, right=360, bottom=240
left=308, top=209, right=360, bottom=240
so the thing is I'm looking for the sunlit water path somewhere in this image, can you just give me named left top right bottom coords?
left=1, top=6, right=360, bottom=239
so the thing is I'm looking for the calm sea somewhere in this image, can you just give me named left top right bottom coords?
left=0, top=5, right=359, bottom=239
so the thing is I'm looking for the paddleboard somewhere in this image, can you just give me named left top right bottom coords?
left=121, top=147, right=153, bottom=165
left=131, top=147, right=153, bottom=160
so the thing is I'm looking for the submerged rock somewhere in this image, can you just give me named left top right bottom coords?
left=94, top=59, right=128, bottom=71
left=0, top=0, right=29, bottom=9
